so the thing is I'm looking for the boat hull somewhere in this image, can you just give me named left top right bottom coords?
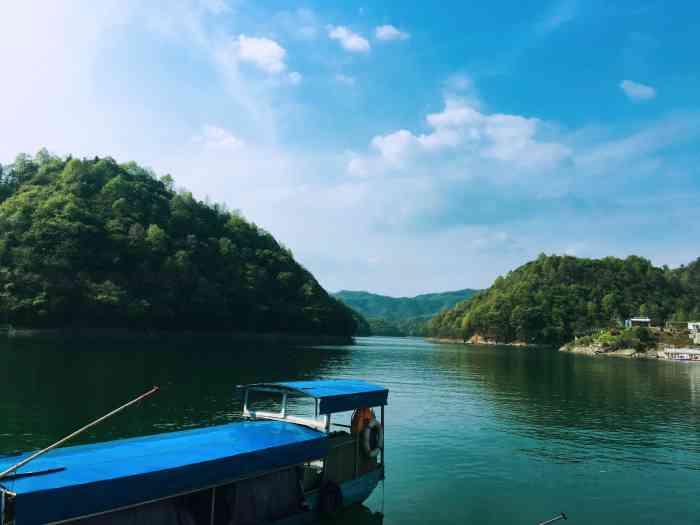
left=275, top=467, right=384, bottom=525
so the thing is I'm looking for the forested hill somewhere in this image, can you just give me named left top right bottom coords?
left=333, top=289, right=479, bottom=321
left=429, top=254, right=700, bottom=346
left=0, top=152, right=358, bottom=337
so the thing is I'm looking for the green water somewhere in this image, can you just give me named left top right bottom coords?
left=1, top=336, right=699, bottom=524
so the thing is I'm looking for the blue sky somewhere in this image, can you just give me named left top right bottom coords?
left=1, top=0, right=699, bottom=296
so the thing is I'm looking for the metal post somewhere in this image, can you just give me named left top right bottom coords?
left=281, top=393, right=288, bottom=418
left=354, top=426, right=359, bottom=479
left=210, top=487, right=216, bottom=525
left=380, top=405, right=385, bottom=467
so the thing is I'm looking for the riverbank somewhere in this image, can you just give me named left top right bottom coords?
left=559, top=343, right=698, bottom=360
left=559, top=343, right=646, bottom=358
left=2, top=327, right=353, bottom=346
left=559, top=326, right=700, bottom=360
left=426, top=336, right=544, bottom=348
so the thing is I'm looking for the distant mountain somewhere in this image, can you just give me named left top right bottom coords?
left=333, top=289, right=480, bottom=321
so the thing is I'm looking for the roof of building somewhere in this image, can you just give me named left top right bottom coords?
left=0, top=420, right=327, bottom=525
left=246, top=379, right=389, bottom=414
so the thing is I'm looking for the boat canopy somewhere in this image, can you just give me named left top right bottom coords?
left=244, top=379, right=389, bottom=414
left=0, top=420, right=326, bottom=525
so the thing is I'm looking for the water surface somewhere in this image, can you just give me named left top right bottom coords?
left=1, top=336, right=698, bottom=524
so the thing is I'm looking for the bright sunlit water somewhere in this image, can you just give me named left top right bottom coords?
left=1, top=336, right=699, bottom=524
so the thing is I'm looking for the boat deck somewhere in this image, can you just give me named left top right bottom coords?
left=1, top=420, right=327, bottom=524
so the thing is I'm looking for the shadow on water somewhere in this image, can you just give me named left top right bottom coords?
left=321, top=505, right=384, bottom=525
left=0, top=335, right=352, bottom=454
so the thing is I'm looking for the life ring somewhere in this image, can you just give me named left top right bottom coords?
left=320, top=482, right=343, bottom=517
left=361, top=418, right=383, bottom=458
left=351, top=407, right=375, bottom=434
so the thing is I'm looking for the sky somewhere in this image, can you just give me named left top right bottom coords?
left=1, top=0, right=699, bottom=296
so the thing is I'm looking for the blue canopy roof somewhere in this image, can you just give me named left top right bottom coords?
left=248, top=379, right=389, bottom=414
left=0, top=420, right=327, bottom=525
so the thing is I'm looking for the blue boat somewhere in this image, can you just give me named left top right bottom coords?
left=0, top=380, right=388, bottom=525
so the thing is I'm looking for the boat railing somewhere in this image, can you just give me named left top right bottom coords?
left=242, top=387, right=329, bottom=432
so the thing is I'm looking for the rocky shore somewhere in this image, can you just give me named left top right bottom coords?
left=426, top=336, right=540, bottom=348
left=559, top=343, right=682, bottom=360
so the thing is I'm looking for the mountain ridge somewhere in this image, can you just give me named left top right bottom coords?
left=333, top=288, right=479, bottom=321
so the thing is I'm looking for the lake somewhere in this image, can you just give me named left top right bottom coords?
left=1, top=335, right=699, bottom=524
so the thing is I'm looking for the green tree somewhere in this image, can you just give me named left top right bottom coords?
left=0, top=151, right=358, bottom=337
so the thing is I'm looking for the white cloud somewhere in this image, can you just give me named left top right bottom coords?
left=288, top=71, right=302, bottom=85
left=536, top=0, right=577, bottom=36
left=335, top=73, right=356, bottom=86
left=371, top=130, right=421, bottom=166
left=327, top=25, right=370, bottom=52
left=198, top=0, right=229, bottom=15
left=274, top=8, right=319, bottom=40
left=375, top=25, right=410, bottom=41
left=346, top=155, right=370, bottom=177
left=232, top=35, right=288, bottom=74
left=575, top=114, right=698, bottom=169
left=354, top=96, right=571, bottom=173
left=620, top=79, right=656, bottom=101
left=194, top=125, right=245, bottom=149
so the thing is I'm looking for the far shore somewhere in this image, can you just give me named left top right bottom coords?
left=1, top=327, right=353, bottom=346
left=425, top=337, right=548, bottom=348
left=559, top=343, right=696, bottom=361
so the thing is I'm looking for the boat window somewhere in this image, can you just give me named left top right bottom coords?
left=284, top=394, right=317, bottom=419
left=245, top=389, right=321, bottom=424
left=246, top=389, right=283, bottom=414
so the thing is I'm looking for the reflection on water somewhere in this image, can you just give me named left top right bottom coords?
left=322, top=504, right=384, bottom=525
left=2, top=336, right=700, bottom=524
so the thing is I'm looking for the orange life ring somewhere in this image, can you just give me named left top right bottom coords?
left=351, top=407, right=375, bottom=435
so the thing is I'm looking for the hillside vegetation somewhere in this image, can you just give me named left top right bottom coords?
left=0, top=152, right=358, bottom=336
left=334, top=289, right=479, bottom=336
left=429, top=254, right=700, bottom=345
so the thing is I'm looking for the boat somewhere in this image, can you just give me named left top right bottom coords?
left=0, top=379, right=388, bottom=525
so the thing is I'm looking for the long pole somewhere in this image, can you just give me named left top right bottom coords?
left=0, top=386, right=159, bottom=480
left=538, top=513, right=567, bottom=525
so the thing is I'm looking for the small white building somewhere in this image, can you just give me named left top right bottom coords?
left=625, top=317, right=651, bottom=328
left=688, top=322, right=700, bottom=333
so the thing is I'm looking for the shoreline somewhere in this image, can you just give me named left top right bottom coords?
left=1, top=327, right=353, bottom=346
left=559, top=344, right=645, bottom=358
left=425, top=337, right=546, bottom=348
left=559, top=343, right=692, bottom=361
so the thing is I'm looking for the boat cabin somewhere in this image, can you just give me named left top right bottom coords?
left=0, top=379, right=388, bottom=525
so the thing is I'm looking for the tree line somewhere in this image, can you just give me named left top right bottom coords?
left=0, top=151, right=359, bottom=336
left=429, top=254, right=700, bottom=345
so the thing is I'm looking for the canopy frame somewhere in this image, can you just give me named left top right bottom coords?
left=240, top=380, right=388, bottom=432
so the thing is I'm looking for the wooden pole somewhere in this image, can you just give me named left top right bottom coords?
left=0, top=386, right=159, bottom=480
left=538, top=513, right=567, bottom=525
